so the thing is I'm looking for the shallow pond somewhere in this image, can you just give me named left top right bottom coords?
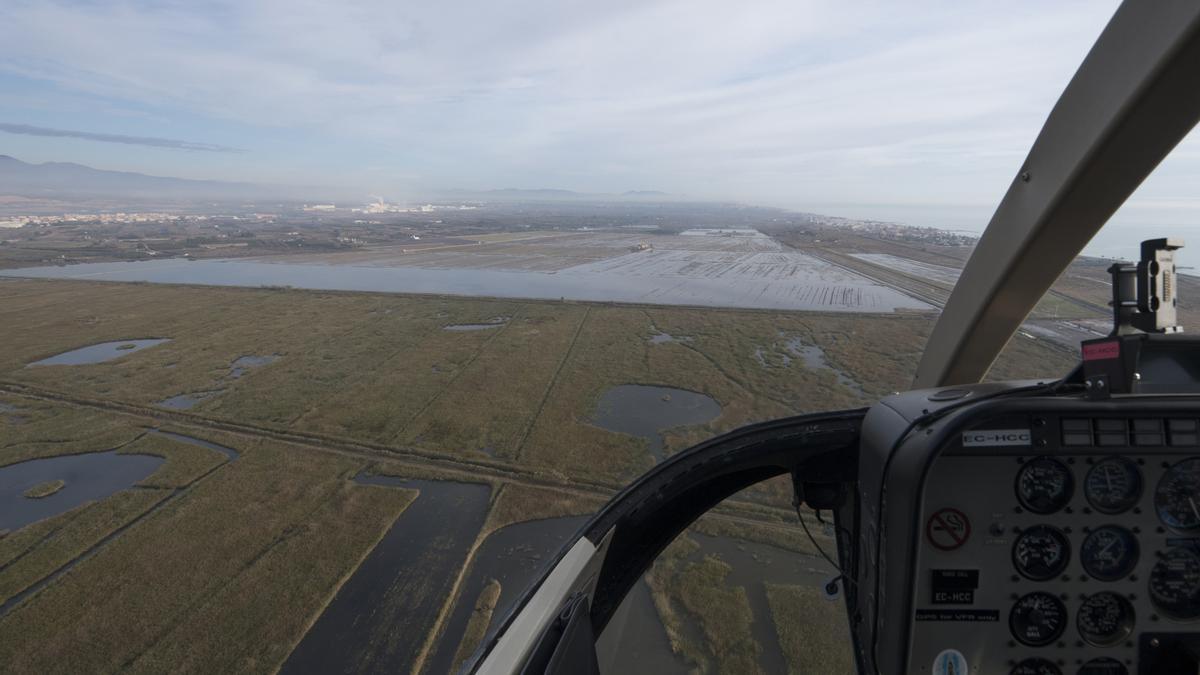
left=0, top=451, right=165, bottom=531
left=443, top=316, right=510, bottom=332
left=229, top=354, right=280, bottom=378
left=592, top=385, right=721, bottom=461
left=27, top=339, right=171, bottom=366
left=648, top=329, right=693, bottom=345
left=156, top=391, right=224, bottom=410
left=781, top=337, right=864, bottom=396
left=281, top=474, right=490, bottom=675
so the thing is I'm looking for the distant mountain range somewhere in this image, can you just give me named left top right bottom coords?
left=0, top=155, right=303, bottom=202
left=437, top=187, right=673, bottom=201
left=0, top=154, right=673, bottom=205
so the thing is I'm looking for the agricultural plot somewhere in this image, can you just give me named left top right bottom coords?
left=2, top=229, right=934, bottom=312
left=849, top=253, right=961, bottom=286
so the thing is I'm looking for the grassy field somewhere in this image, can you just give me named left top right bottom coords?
left=0, top=275, right=1083, bottom=672
left=766, top=584, right=855, bottom=674
left=6, top=278, right=1071, bottom=479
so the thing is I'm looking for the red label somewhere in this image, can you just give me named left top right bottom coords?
left=925, top=508, right=971, bottom=551
left=1082, top=341, right=1120, bottom=361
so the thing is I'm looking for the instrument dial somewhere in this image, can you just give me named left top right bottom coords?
left=1079, top=525, right=1139, bottom=581
left=1084, top=457, right=1141, bottom=514
left=1009, top=591, right=1068, bottom=646
left=1149, top=546, right=1200, bottom=620
left=1015, top=457, right=1074, bottom=514
left=1155, top=458, right=1200, bottom=531
left=1012, top=525, right=1070, bottom=581
left=1077, top=657, right=1128, bottom=675
left=1010, top=658, right=1061, bottom=675
left=1076, top=592, right=1135, bottom=646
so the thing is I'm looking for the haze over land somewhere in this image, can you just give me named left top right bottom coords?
left=5, top=0, right=1199, bottom=257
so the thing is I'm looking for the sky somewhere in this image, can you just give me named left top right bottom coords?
left=2, top=0, right=1199, bottom=256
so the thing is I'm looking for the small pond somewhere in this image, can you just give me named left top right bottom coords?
left=754, top=335, right=864, bottom=397
left=0, top=451, right=165, bottom=531
left=443, top=317, right=511, bottom=332
left=156, top=391, right=225, bottom=410
left=27, top=339, right=171, bottom=366
left=648, top=329, right=693, bottom=345
left=591, top=384, right=721, bottom=461
left=229, top=354, right=280, bottom=379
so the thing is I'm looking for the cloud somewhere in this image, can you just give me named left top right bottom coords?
left=0, top=0, right=1128, bottom=205
left=0, top=122, right=243, bottom=153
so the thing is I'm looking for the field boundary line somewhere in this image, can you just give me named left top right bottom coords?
left=513, top=305, right=591, bottom=460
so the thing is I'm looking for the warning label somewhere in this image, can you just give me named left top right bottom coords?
left=925, top=508, right=971, bottom=551
left=1082, top=340, right=1120, bottom=361
left=915, top=609, right=999, bottom=622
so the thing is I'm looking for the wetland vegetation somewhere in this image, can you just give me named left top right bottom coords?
left=0, top=274, right=1078, bottom=673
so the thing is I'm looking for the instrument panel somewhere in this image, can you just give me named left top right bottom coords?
left=907, top=414, right=1200, bottom=675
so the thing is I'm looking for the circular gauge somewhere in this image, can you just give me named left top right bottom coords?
left=1080, top=525, right=1140, bottom=581
left=1077, top=657, right=1128, bottom=675
left=1012, top=525, right=1071, bottom=581
left=1155, top=458, right=1200, bottom=531
left=1009, top=591, right=1068, bottom=646
left=1076, top=592, right=1135, bottom=646
left=1149, top=546, right=1200, bottom=620
left=1084, top=457, right=1142, bottom=514
left=1016, top=457, right=1074, bottom=514
left=1009, top=657, right=1061, bottom=675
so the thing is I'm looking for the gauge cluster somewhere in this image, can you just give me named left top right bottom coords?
left=906, top=415, right=1200, bottom=675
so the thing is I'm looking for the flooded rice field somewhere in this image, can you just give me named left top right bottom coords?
left=591, top=385, right=721, bottom=461
left=424, top=516, right=588, bottom=674
left=0, top=451, right=164, bottom=531
left=425, top=515, right=686, bottom=675
left=281, top=474, right=490, bottom=675
left=427, top=512, right=836, bottom=675
left=27, top=339, right=171, bottom=366
left=1, top=230, right=931, bottom=312
left=849, top=253, right=961, bottom=286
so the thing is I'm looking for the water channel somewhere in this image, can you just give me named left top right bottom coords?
left=280, top=475, right=491, bottom=675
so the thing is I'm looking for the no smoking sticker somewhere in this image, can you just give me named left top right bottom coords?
left=926, top=508, right=971, bottom=551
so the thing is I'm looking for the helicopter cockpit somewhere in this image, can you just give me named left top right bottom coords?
left=464, top=3, right=1200, bottom=674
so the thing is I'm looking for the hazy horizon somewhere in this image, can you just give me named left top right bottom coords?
left=4, top=0, right=1200, bottom=259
